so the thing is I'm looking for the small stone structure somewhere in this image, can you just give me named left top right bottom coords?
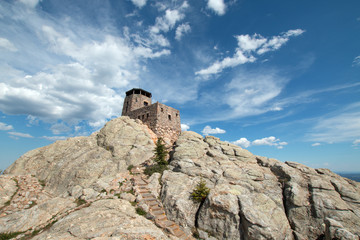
left=122, top=88, right=181, bottom=144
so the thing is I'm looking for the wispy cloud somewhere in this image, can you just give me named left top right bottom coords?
left=19, top=0, right=42, bottom=8
left=0, top=122, right=13, bottom=131
left=224, top=69, right=287, bottom=118
left=308, top=102, right=360, bottom=143
left=42, top=136, right=67, bottom=141
left=311, top=143, right=321, bottom=147
left=352, top=56, right=360, bottom=67
left=353, top=139, right=360, bottom=148
left=8, top=131, right=34, bottom=138
left=196, top=29, right=305, bottom=78
left=0, top=38, right=17, bottom=52
left=175, top=23, right=191, bottom=41
left=202, top=125, right=226, bottom=135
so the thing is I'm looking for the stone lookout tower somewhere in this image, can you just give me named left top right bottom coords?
left=122, top=88, right=181, bottom=144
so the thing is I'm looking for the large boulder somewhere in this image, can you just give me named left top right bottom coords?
left=4, top=117, right=156, bottom=195
left=160, top=132, right=360, bottom=239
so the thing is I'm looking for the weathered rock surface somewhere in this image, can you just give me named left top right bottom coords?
left=33, top=199, right=170, bottom=240
left=161, top=132, right=360, bottom=239
left=4, top=117, right=156, bottom=195
left=0, top=196, right=76, bottom=232
left=1, top=117, right=359, bottom=239
left=0, top=176, right=17, bottom=208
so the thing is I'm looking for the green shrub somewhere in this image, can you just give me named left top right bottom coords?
left=135, top=207, right=146, bottom=216
left=0, top=231, right=23, bottom=240
left=191, top=178, right=210, bottom=203
left=144, top=164, right=168, bottom=176
left=127, top=165, right=134, bottom=172
left=144, top=139, right=169, bottom=176
left=75, top=198, right=86, bottom=206
left=38, top=179, right=46, bottom=187
left=126, top=189, right=134, bottom=195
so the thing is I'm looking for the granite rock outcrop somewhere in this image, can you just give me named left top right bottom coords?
left=0, top=117, right=359, bottom=239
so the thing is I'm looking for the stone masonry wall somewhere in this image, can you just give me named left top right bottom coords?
left=122, top=102, right=181, bottom=144
left=121, top=93, right=152, bottom=116
left=152, top=103, right=181, bottom=144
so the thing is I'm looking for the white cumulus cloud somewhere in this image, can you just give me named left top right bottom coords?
left=202, top=125, right=226, bottom=135
left=232, top=137, right=251, bottom=148
left=196, top=29, right=305, bottom=77
left=131, top=0, right=147, bottom=8
left=181, top=123, right=190, bottom=131
left=207, top=0, right=226, bottom=16
left=252, top=136, right=287, bottom=149
left=0, top=122, right=13, bottom=131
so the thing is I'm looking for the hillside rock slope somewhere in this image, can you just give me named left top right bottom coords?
left=1, top=117, right=359, bottom=239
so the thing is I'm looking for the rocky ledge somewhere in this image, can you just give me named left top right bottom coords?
left=0, top=117, right=359, bottom=239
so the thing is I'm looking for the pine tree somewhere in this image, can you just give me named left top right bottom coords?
left=191, top=178, right=210, bottom=203
left=154, top=138, right=168, bottom=166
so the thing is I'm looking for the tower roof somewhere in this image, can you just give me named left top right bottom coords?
left=125, top=88, right=152, bottom=98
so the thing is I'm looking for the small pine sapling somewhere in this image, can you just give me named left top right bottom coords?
left=154, top=138, right=168, bottom=166
left=191, top=178, right=210, bottom=203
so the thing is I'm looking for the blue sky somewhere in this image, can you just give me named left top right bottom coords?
left=0, top=0, right=359, bottom=172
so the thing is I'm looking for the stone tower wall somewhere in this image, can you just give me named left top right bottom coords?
left=122, top=91, right=152, bottom=116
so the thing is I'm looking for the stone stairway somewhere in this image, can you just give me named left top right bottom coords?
left=131, top=167, right=195, bottom=240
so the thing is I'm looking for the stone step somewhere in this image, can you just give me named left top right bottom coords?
left=151, top=209, right=165, bottom=216
left=141, top=193, right=153, bottom=198
left=143, top=197, right=157, bottom=202
left=147, top=201, right=158, bottom=206
left=173, top=228, right=185, bottom=238
left=163, top=220, right=176, bottom=228
left=167, top=223, right=180, bottom=232
left=136, top=182, right=147, bottom=186
left=155, top=214, right=167, bottom=221
left=138, top=185, right=147, bottom=189
left=139, top=189, right=149, bottom=193
left=150, top=205, right=161, bottom=211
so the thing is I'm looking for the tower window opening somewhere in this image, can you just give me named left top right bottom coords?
left=168, top=114, right=171, bottom=120
left=161, top=108, right=164, bottom=112
left=144, top=101, right=148, bottom=106
left=142, top=115, right=145, bottom=120
left=147, top=113, right=149, bottom=118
